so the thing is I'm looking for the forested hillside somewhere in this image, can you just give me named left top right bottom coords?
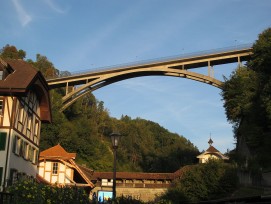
left=0, top=45, right=199, bottom=172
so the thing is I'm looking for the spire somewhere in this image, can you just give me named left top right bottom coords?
left=208, top=133, right=213, bottom=146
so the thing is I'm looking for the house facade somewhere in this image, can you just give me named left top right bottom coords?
left=0, top=58, right=51, bottom=191
left=196, top=138, right=229, bottom=163
left=37, top=144, right=94, bottom=191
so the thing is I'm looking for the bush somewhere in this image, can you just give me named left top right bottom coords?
left=160, top=160, right=238, bottom=203
left=8, top=178, right=90, bottom=204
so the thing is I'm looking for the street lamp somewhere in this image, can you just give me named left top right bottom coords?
left=110, top=132, right=121, bottom=201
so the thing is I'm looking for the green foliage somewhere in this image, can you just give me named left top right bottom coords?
left=221, top=27, right=271, bottom=170
left=40, top=84, right=199, bottom=173
left=160, top=160, right=238, bottom=203
left=115, top=196, right=144, bottom=204
left=222, top=66, right=259, bottom=125
left=249, top=28, right=271, bottom=75
left=8, top=178, right=89, bottom=204
left=115, top=116, right=199, bottom=172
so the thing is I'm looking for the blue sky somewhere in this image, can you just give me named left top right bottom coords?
left=1, top=0, right=271, bottom=152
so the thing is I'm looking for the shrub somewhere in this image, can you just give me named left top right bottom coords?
left=8, top=178, right=90, bottom=204
left=160, top=160, right=238, bottom=203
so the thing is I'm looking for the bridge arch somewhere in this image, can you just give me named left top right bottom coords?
left=59, top=68, right=222, bottom=111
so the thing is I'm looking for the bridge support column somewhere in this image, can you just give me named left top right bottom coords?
left=208, top=61, right=214, bottom=78
left=65, top=82, right=69, bottom=95
left=237, top=56, right=243, bottom=67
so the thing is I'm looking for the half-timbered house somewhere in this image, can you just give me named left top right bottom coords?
left=0, top=58, right=51, bottom=191
left=37, top=144, right=94, bottom=191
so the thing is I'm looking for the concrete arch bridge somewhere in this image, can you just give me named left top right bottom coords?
left=46, top=44, right=252, bottom=111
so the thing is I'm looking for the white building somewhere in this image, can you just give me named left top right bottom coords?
left=197, top=138, right=229, bottom=163
left=0, top=58, right=51, bottom=191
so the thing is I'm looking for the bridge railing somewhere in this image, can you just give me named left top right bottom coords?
left=48, top=43, right=252, bottom=80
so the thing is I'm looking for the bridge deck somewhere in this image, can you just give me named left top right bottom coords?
left=47, top=43, right=252, bottom=88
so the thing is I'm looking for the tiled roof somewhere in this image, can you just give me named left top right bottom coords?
left=78, top=164, right=94, bottom=179
left=92, top=172, right=174, bottom=180
left=40, top=144, right=76, bottom=159
left=0, top=58, right=52, bottom=122
left=91, top=165, right=194, bottom=181
left=206, top=145, right=220, bottom=153
left=0, top=59, right=39, bottom=92
left=197, top=145, right=229, bottom=160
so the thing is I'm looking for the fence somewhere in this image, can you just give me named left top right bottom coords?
left=0, top=192, right=13, bottom=204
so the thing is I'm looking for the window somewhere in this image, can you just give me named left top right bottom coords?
left=32, top=149, right=39, bottom=164
left=34, top=120, right=39, bottom=144
left=34, top=120, right=39, bottom=136
left=26, top=112, right=32, bottom=138
left=52, top=163, right=58, bottom=175
left=23, top=143, right=29, bottom=160
left=27, top=112, right=32, bottom=129
left=18, top=105, right=24, bottom=123
left=12, top=135, right=21, bottom=155
left=0, top=100, right=3, bottom=116
left=28, top=146, right=33, bottom=163
left=28, top=147, right=37, bottom=164
left=0, top=132, right=7, bottom=150
left=19, top=140, right=25, bottom=158
left=9, top=169, right=18, bottom=186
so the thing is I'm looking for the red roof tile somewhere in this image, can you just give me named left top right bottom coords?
left=40, top=144, right=76, bottom=160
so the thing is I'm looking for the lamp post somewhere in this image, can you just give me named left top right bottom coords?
left=110, top=132, right=121, bottom=201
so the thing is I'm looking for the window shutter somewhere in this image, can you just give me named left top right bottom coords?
left=0, top=132, right=7, bottom=150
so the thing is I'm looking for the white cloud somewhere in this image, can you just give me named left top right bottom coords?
left=11, top=0, right=32, bottom=26
left=44, top=0, right=69, bottom=14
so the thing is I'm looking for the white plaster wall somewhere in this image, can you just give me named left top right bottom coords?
left=45, top=161, right=51, bottom=171
left=60, top=163, right=65, bottom=171
left=45, top=172, right=51, bottom=181
left=59, top=172, right=65, bottom=183
left=38, top=162, right=44, bottom=177
left=51, top=175, right=57, bottom=183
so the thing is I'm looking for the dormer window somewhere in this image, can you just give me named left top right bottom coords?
left=0, top=59, right=14, bottom=80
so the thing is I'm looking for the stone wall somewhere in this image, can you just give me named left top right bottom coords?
left=92, top=186, right=168, bottom=202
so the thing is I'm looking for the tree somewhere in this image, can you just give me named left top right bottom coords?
left=221, top=27, right=271, bottom=170
left=161, top=161, right=238, bottom=203
left=0, top=44, right=26, bottom=59
left=248, top=28, right=271, bottom=75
